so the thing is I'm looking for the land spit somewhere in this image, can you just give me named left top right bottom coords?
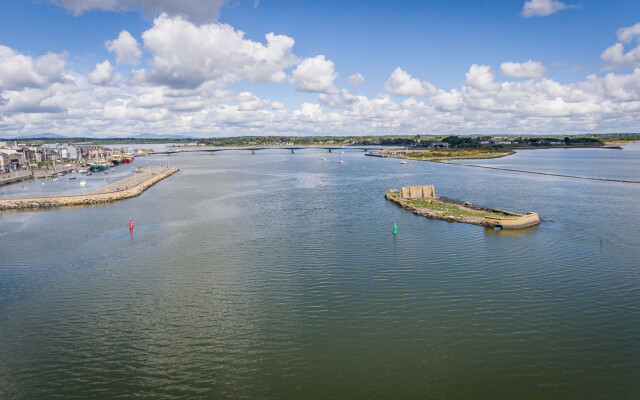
left=386, top=186, right=540, bottom=229
left=366, top=149, right=515, bottom=161
left=0, top=166, right=178, bottom=211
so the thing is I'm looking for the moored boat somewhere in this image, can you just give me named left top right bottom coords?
left=89, top=160, right=109, bottom=172
left=110, top=154, right=123, bottom=165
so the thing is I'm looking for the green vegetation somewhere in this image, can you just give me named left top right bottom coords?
left=404, top=148, right=510, bottom=159
left=407, top=200, right=505, bottom=218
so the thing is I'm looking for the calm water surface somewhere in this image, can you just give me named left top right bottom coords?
left=1, top=145, right=639, bottom=399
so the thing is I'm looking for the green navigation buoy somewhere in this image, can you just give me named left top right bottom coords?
left=393, top=222, right=397, bottom=234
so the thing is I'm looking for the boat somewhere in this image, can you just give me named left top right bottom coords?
left=79, top=180, right=86, bottom=187
left=52, top=178, right=58, bottom=182
left=338, top=160, right=344, bottom=164
left=122, top=154, right=134, bottom=164
left=89, top=160, right=109, bottom=172
left=41, top=182, right=45, bottom=185
left=20, top=185, right=27, bottom=190
left=69, top=176, right=77, bottom=180
left=401, top=161, right=407, bottom=164
left=322, top=157, right=326, bottom=161
left=110, top=169, right=115, bottom=172
left=110, top=154, right=122, bottom=165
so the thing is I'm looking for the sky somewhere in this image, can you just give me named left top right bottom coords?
left=0, top=0, right=639, bottom=138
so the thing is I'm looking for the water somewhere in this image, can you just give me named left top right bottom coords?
left=1, top=145, right=639, bottom=399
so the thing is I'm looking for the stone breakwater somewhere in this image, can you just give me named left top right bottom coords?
left=0, top=167, right=178, bottom=211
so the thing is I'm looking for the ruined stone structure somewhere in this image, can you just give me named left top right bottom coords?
left=400, top=185, right=435, bottom=199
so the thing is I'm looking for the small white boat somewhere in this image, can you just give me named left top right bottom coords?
left=338, top=160, right=344, bottom=164
left=20, top=185, right=27, bottom=190
left=79, top=180, right=86, bottom=187
left=322, top=157, right=326, bottom=161
left=52, top=178, right=58, bottom=182
left=401, top=161, right=407, bottom=164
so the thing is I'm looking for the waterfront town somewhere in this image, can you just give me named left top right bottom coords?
left=0, top=141, right=148, bottom=174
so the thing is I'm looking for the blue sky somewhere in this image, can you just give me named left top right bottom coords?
left=0, top=0, right=639, bottom=137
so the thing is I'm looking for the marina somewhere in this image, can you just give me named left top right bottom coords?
left=0, top=166, right=178, bottom=210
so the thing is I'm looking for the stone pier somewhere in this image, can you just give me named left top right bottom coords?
left=0, top=166, right=178, bottom=211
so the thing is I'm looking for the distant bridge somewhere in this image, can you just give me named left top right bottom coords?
left=153, top=146, right=385, bottom=155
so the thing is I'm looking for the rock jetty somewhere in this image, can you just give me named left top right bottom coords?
left=0, top=166, right=178, bottom=211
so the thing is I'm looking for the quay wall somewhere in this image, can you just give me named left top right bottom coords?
left=0, top=167, right=178, bottom=211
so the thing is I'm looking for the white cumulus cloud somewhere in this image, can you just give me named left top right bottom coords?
left=500, top=60, right=548, bottom=79
left=384, top=67, right=435, bottom=96
left=137, top=14, right=297, bottom=89
left=617, top=22, right=640, bottom=43
left=0, top=45, right=67, bottom=90
left=521, top=0, right=578, bottom=18
left=106, top=31, right=141, bottom=65
left=600, top=23, right=640, bottom=69
left=346, top=72, right=364, bottom=88
left=289, top=55, right=338, bottom=94
left=87, top=60, right=121, bottom=85
left=465, top=64, right=499, bottom=91
left=601, top=42, right=640, bottom=69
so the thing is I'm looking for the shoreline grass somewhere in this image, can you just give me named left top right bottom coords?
left=407, top=200, right=505, bottom=218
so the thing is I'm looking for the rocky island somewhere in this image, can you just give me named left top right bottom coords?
left=386, top=185, right=540, bottom=229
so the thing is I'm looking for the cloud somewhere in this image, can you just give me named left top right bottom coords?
left=49, top=0, right=229, bottom=24
left=617, top=22, right=640, bottom=43
left=137, top=14, right=297, bottom=89
left=88, top=61, right=121, bottom=85
left=346, top=72, right=364, bottom=88
left=4, top=22, right=640, bottom=137
left=521, top=0, right=578, bottom=18
left=236, top=91, right=271, bottom=111
left=289, top=55, right=338, bottom=94
left=106, top=31, right=141, bottom=65
left=500, top=60, right=548, bottom=79
left=601, top=42, right=640, bottom=69
left=465, top=64, right=499, bottom=91
left=0, top=45, right=67, bottom=90
left=600, top=23, right=640, bottom=69
left=384, top=67, right=435, bottom=96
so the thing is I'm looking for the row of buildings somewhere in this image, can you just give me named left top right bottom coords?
left=0, top=141, right=138, bottom=173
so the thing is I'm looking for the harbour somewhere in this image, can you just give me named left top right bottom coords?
left=0, top=166, right=178, bottom=210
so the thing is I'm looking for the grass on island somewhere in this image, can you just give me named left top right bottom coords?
left=403, top=148, right=510, bottom=159
left=407, top=200, right=505, bottom=218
